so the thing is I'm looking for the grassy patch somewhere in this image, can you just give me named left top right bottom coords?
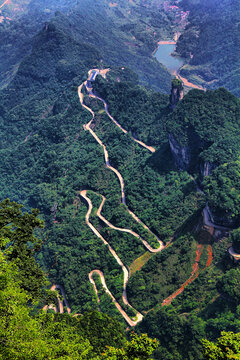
left=129, top=251, right=154, bottom=276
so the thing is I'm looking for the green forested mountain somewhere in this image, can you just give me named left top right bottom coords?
left=0, top=0, right=173, bottom=92
left=176, top=0, right=240, bottom=96
left=167, top=88, right=240, bottom=226
left=1, top=1, right=240, bottom=359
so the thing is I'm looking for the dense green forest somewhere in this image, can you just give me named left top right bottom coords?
left=167, top=88, right=240, bottom=226
left=1, top=0, right=240, bottom=359
left=2, top=199, right=240, bottom=359
left=1, top=198, right=240, bottom=359
left=1, top=37, right=240, bottom=356
left=1, top=58, right=240, bottom=357
left=0, top=199, right=159, bottom=359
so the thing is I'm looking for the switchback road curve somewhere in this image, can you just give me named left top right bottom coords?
left=77, top=68, right=164, bottom=325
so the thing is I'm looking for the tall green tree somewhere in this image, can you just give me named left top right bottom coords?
left=202, top=331, right=240, bottom=359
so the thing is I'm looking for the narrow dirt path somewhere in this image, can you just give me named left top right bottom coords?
left=162, top=245, right=203, bottom=306
left=204, top=245, right=213, bottom=269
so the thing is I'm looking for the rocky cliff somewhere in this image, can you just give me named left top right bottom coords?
left=167, top=88, right=240, bottom=229
left=169, top=78, right=184, bottom=110
left=168, top=133, right=191, bottom=170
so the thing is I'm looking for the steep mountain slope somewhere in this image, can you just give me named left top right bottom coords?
left=0, top=16, right=203, bottom=318
left=0, top=0, right=81, bottom=88
left=176, top=0, right=240, bottom=96
left=167, top=88, right=240, bottom=226
left=0, top=0, right=173, bottom=91
left=0, top=21, right=101, bottom=150
left=0, top=199, right=155, bottom=359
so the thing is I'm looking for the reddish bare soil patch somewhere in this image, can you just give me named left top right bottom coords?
left=162, top=243, right=213, bottom=306
left=162, top=245, right=203, bottom=306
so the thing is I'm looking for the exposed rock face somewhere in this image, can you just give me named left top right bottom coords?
left=167, top=86, right=240, bottom=229
left=168, top=133, right=191, bottom=170
left=200, top=161, right=217, bottom=180
left=203, top=174, right=237, bottom=229
left=202, top=162, right=211, bottom=177
left=168, top=133, right=216, bottom=175
left=168, top=136, right=233, bottom=228
left=207, top=206, right=238, bottom=228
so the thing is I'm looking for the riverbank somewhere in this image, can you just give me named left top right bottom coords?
left=153, top=39, right=206, bottom=91
left=157, top=40, right=176, bottom=45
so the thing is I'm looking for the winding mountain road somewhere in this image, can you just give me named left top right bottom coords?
left=46, top=67, right=209, bottom=325
left=203, top=204, right=230, bottom=231
left=228, top=246, right=240, bottom=261
left=43, top=284, right=71, bottom=314
left=77, top=68, right=165, bottom=325
left=96, top=194, right=164, bottom=253
left=81, top=190, right=143, bottom=326
left=89, top=270, right=143, bottom=327
left=78, top=69, right=162, bottom=240
left=46, top=67, right=210, bottom=325
left=90, top=92, right=156, bottom=153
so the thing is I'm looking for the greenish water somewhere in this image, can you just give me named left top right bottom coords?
left=154, top=44, right=184, bottom=73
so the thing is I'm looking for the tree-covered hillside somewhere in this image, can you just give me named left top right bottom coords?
left=0, top=0, right=173, bottom=92
left=167, top=88, right=240, bottom=226
left=1, top=56, right=240, bottom=359
left=176, top=0, right=240, bottom=96
left=0, top=199, right=159, bottom=359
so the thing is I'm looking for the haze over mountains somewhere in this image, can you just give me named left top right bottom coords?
left=0, top=0, right=174, bottom=90
left=0, top=0, right=240, bottom=359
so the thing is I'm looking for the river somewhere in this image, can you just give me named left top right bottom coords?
left=154, top=43, right=184, bottom=74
